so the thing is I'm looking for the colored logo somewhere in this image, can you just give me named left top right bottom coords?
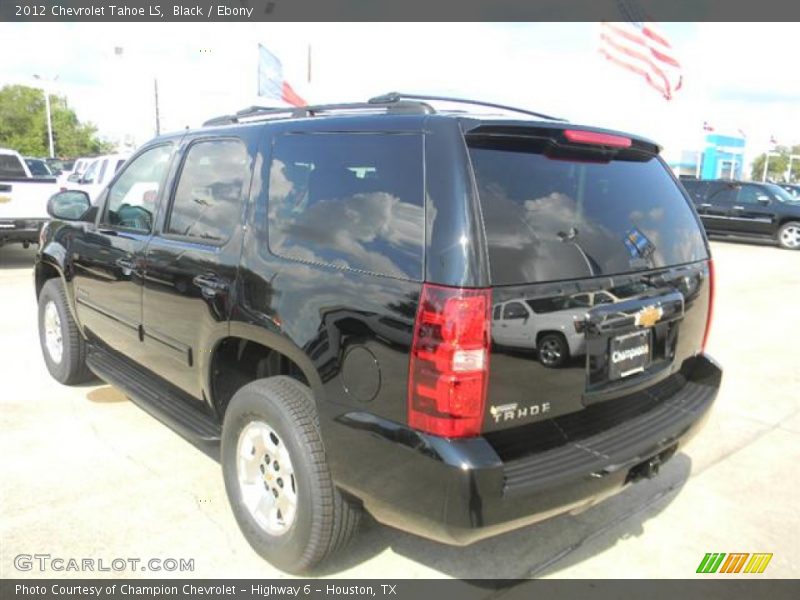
left=696, top=552, right=773, bottom=574
left=634, top=305, right=663, bottom=328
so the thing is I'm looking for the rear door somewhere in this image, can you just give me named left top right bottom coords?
left=700, top=181, right=737, bottom=233
left=140, top=136, right=251, bottom=399
left=466, top=128, right=711, bottom=431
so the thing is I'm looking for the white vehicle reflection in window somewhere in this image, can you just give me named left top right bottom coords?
left=492, top=290, right=622, bottom=368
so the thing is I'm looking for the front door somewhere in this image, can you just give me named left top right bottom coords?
left=727, top=184, right=778, bottom=237
left=141, top=137, right=251, bottom=399
left=72, top=144, right=176, bottom=363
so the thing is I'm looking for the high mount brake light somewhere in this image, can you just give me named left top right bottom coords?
left=702, top=259, right=715, bottom=352
left=563, top=129, right=632, bottom=148
left=408, top=284, right=491, bottom=438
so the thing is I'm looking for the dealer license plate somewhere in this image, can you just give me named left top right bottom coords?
left=609, top=330, right=652, bottom=380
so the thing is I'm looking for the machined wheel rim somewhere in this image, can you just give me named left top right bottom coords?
left=43, top=301, right=63, bottom=364
left=780, top=225, right=800, bottom=248
left=236, top=421, right=298, bottom=536
left=539, top=338, right=562, bottom=366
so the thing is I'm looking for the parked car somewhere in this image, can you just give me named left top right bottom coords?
left=680, top=179, right=800, bottom=250
left=65, top=157, right=94, bottom=183
left=493, top=291, right=622, bottom=367
left=66, top=153, right=130, bottom=200
left=35, top=93, right=721, bottom=572
left=0, top=147, right=61, bottom=247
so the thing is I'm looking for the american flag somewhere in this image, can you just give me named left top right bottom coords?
left=769, top=134, right=778, bottom=145
left=703, top=121, right=715, bottom=132
left=599, top=21, right=683, bottom=101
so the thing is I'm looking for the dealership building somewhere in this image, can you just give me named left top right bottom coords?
left=669, top=133, right=747, bottom=180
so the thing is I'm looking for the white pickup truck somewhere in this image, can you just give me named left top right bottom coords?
left=0, top=148, right=62, bottom=247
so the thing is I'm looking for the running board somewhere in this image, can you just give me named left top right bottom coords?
left=87, top=345, right=221, bottom=443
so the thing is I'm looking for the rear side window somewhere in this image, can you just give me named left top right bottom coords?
left=680, top=179, right=708, bottom=203
left=0, top=154, right=27, bottom=177
left=167, top=139, right=249, bottom=242
left=268, top=132, right=425, bottom=280
left=468, top=137, right=708, bottom=285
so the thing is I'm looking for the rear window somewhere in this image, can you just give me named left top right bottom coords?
left=468, top=137, right=708, bottom=285
left=0, top=154, right=27, bottom=178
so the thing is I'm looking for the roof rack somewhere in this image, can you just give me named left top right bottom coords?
left=202, top=99, right=435, bottom=127
left=368, top=92, right=567, bottom=122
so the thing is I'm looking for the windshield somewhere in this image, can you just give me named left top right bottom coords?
left=25, top=159, right=51, bottom=176
left=82, top=160, right=100, bottom=183
left=767, top=184, right=799, bottom=203
left=468, top=136, right=708, bottom=285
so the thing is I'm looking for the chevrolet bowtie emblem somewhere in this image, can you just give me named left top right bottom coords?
left=635, top=305, right=663, bottom=328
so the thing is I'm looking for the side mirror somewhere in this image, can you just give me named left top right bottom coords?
left=47, top=190, right=91, bottom=221
left=757, top=196, right=771, bottom=206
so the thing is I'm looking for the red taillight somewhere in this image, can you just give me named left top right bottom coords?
left=564, top=129, right=632, bottom=148
left=408, top=284, right=491, bottom=438
left=701, top=259, right=715, bottom=352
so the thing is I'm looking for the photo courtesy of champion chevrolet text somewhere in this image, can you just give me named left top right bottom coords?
left=0, top=1, right=798, bottom=599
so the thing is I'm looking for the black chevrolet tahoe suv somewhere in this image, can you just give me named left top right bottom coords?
left=35, top=93, right=721, bottom=573
left=681, top=178, right=800, bottom=249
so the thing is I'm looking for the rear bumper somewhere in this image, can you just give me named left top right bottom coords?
left=0, top=218, right=46, bottom=244
left=329, top=354, right=721, bottom=545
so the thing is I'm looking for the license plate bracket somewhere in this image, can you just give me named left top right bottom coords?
left=608, top=330, right=652, bottom=380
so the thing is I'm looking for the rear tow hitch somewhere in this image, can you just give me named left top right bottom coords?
left=626, top=444, right=678, bottom=483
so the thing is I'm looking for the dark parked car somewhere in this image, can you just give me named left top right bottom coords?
left=681, top=179, right=800, bottom=249
left=34, top=93, right=721, bottom=573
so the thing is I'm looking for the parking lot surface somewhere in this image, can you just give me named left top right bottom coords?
left=1, top=241, right=798, bottom=579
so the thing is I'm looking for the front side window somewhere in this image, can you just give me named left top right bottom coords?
left=267, top=132, right=425, bottom=280
left=103, top=144, right=173, bottom=232
left=503, top=302, right=528, bottom=320
left=166, top=139, right=250, bottom=242
left=736, top=184, right=768, bottom=205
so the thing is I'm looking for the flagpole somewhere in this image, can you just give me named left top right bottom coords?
left=307, top=44, right=312, bottom=83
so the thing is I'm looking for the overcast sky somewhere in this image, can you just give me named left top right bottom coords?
left=1, top=22, right=798, bottom=167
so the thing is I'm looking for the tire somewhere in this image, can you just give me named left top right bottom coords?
left=777, top=221, right=800, bottom=250
left=537, top=332, right=569, bottom=368
left=38, top=278, right=94, bottom=385
left=221, top=376, right=361, bottom=573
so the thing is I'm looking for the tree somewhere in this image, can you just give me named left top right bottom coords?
left=751, top=144, right=800, bottom=183
left=0, top=84, right=113, bottom=157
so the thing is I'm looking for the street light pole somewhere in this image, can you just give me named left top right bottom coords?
left=33, top=74, right=57, bottom=158
left=762, top=152, right=779, bottom=182
left=787, top=154, right=800, bottom=182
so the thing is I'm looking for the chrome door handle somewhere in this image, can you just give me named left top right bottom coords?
left=698, top=203, right=712, bottom=208
left=115, top=258, right=135, bottom=270
left=732, top=205, right=745, bottom=210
